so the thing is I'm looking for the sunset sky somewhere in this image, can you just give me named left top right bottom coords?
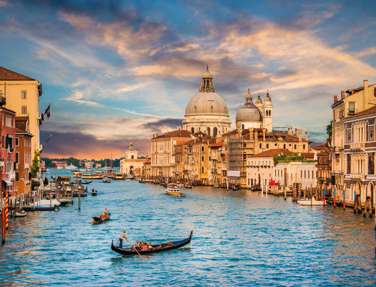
left=1, top=0, right=376, bottom=159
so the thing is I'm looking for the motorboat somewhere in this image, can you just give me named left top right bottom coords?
left=165, top=184, right=185, bottom=198
left=14, top=210, right=27, bottom=217
left=102, top=177, right=112, bottom=183
left=297, top=198, right=325, bottom=206
left=33, top=199, right=61, bottom=208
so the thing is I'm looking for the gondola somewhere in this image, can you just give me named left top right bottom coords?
left=111, top=231, right=193, bottom=256
left=92, top=213, right=110, bottom=225
left=91, top=190, right=97, bottom=196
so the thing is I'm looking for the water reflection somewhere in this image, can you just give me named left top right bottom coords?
left=0, top=179, right=375, bottom=286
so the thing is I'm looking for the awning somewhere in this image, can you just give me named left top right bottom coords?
left=2, top=180, right=12, bottom=187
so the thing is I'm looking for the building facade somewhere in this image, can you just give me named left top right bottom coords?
left=120, top=143, right=145, bottom=177
left=1, top=67, right=42, bottom=156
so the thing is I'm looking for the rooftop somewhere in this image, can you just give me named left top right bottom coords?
left=153, top=129, right=192, bottom=139
left=0, top=67, right=36, bottom=81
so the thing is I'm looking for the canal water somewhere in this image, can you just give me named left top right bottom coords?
left=0, top=173, right=375, bottom=286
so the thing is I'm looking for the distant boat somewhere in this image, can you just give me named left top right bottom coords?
left=165, top=184, right=185, bottom=198
left=102, top=177, right=112, bottom=183
left=66, top=164, right=77, bottom=170
left=15, top=210, right=27, bottom=217
left=297, top=198, right=324, bottom=206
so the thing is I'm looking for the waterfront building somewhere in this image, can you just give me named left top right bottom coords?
left=0, top=106, right=16, bottom=242
left=331, top=80, right=376, bottom=210
left=120, top=143, right=145, bottom=177
left=0, top=67, right=42, bottom=156
left=52, top=160, right=67, bottom=169
left=311, top=143, right=332, bottom=187
left=236, top=89, right=272, bottom=132
left=341, top=105, right=376, bottom=211
left=182, top=66, right=231, bottom=137
left=247, top=149, right=317, bottom=192
left=224, top=127, right=310, bottom=188
left=150, top=130, right=193, bottom=179
left=15, top=116, right=32, bottom=198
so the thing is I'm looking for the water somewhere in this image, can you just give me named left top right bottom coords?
left=0, top=174, right=375, bottom=286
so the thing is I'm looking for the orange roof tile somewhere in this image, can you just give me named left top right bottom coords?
left=0, top=67, right=35, bottom=81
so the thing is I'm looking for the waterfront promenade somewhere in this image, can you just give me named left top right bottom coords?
left=0, top=171, right=375, bottom=286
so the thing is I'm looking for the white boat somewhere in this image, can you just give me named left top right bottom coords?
left=66, top=164, right=77, bottom=170
left=297, top=198, right=324, bottom=206
left=33, top=199, right=61, bottom=208
left=102, top=177, right=112, bottom=183
left=165, top=184, right=185, bottom=198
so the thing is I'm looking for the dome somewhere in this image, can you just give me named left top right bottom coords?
left=236, top=89, right=262, bottom=123
left=184, top=66, right=229, bottom=116
left=185, top=92, right=229, bottom=115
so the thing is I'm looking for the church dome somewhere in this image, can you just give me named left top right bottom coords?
left=236, top=89, right=262, bottom=123
left=185, top=66, right=229, bottom=116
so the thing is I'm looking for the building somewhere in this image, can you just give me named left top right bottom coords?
left=236, top=89, right=272, bottom=132
left=247, top=149, right=317, bottom=192
left=341, top=105, right=376, bottom=212
left=52, top=160, right=67, bottom=169
left=331, top=80, right=376, bottom=211
left=0, top=106, right=16, bottom=243
left=150, top=130, right=193, bottom=179
left=311, top=143, right=332, bottom=187
left=0, top=67, right=42, bottom=156
left=182, top=66, right=231, bottom=137
left=15, top=116, right=32, bottom=199
left=120, top=143, right=145, bottom=177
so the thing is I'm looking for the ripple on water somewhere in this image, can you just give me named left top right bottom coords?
left=0, top=177, right=375, bottom=286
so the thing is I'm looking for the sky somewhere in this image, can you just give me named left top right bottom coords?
left=1, top=0, right=376, bottom=159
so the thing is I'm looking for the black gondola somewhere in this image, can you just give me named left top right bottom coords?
left=111, top=231, right=193, bottom=256
left=81, top=180, right=92, bottom=185
left=91, top=190, right=97, bottom=196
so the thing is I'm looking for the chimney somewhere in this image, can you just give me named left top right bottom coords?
left=364, top=79, right=369, bottom=90
left=333, top=95, right=338, bottom=103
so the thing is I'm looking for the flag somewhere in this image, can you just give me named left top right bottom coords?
left=44, top=104, right=51, bottom=119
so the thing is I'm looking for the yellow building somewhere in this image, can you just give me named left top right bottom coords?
left=0, top=67, right=42, bottom=156
left=150, top=130, right=193, bottom=179
left=331, top=80, right=376, bottom=206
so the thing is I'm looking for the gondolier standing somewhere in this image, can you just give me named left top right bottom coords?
left=119, top=230, right=127, bottom=248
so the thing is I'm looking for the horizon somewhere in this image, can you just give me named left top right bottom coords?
left=1, top=0, right=376, bottom=158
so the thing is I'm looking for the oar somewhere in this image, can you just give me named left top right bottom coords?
left=126, top=238, right=141, bottom=256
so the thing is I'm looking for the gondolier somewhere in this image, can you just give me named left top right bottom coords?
left=119, top=230, right=128, bottom=248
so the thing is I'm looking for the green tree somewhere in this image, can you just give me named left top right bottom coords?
left=326, top=120, right=333, bottom=145
left=31, top=150, right=41, bottom=178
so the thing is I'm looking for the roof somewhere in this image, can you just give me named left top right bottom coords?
left=0, top=67, right=35, bottom=81
left=153, top=129, right=192, bottom=139
left=253, top=149, right=293, bottom=158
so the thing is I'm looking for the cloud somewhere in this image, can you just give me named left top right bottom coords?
left=354, top=47, right=376, bottom=58
left=0, top=0, right=7, bottom=8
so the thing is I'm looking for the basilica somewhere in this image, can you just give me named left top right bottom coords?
left=182, top=66, right=273, bottom=134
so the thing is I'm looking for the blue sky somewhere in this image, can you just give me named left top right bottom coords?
left=1, top=0, right=376, bottom=158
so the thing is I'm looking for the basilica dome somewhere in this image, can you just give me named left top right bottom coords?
left=236, top=89, right=262, bottom=123
left=182, top=66, right=231, bottom=137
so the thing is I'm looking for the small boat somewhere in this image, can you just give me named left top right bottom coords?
left=114, top=174, right=125, bottom=180
left=102, top=177, right=112, bottom=183
left=165, top=184, right=185, bottom=198
left=92, top=213, right=110, bottom=224
left=184, top=184, right=192, bottom=189
left=15, top=210, right=27, bottom=217
left=72, top=171, right=82, bottom=177
left=72, top=192, right=88, bottom=198
left=297, top=198, right=325, bottom=206
left=33, top=199, right=61, bottom=208
left=81, top=180, right=92, bottom=185
left=91, top=190, right=97, bottom=196
left=59, top=198, right=73, bottom=206
left=111, top=231, right=193, bottom=256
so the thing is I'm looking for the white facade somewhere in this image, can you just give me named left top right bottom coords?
left=120, top=143, right=144, bottom=176
left=247, top=156, right=317, bottom=190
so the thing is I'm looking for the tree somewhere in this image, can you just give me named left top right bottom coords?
left=326, top=120, right=333, bottom=145
left=31, top=150, right=41, bottom=178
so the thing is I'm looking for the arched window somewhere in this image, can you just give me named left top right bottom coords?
left=191, top=127, right=195, bottom=134
left=194, top=105, right=197, bottom=112
left=207, top=127, right=211, bottom=136
left=213, top=127, right=218, bottom=137
left=211, top=105, right=214, bottom=112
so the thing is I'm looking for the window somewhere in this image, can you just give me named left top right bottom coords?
left=368, top=153, right=374, bottom=175
left=242, top=124, right=244, bottom=130
left=346, top=154, right=351, bottom=174
left=201, top=156, right=204, bottom=161
left=266, top=144, right=269, bottom=149
left=15, top=137, right=19, bottom=146
left=21, top=90, right=27, bottom=99
left=210, top=105, right=213, bottom=112
left=259, top=143, right=262, bottom=148
left=348, top=102, right=355, bottom=114
left=21, top=105, right=27, bottom=115
left=374, top=88, right=376, bottom=97
left=5, top=115, right=13, bottom=127
left=191, top=127, right=194, bottom=134
left=294, top=144, right=297, bottom=150
left=194, top=106, right=197, bottom=112
left=15, top=152, right=19, bottom=163
left=367, top=120, right=375, bottom=142
left=201, top=167, right=204, bottom=173
left=201, top=146, right=204, bottom=152
left=283, top=144, right=286, bottom=149
left=303, top=144, right=306, bottom=150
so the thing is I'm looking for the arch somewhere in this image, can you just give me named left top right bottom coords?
left=366, top=181, right=375, bottom=213
left=213, top=127, right=218, bottom=137
left=191, top=127, right=195, bottom=134
left=207, top=127, right=211, bottom=136
left=210, top=105, right=214, bottom=112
